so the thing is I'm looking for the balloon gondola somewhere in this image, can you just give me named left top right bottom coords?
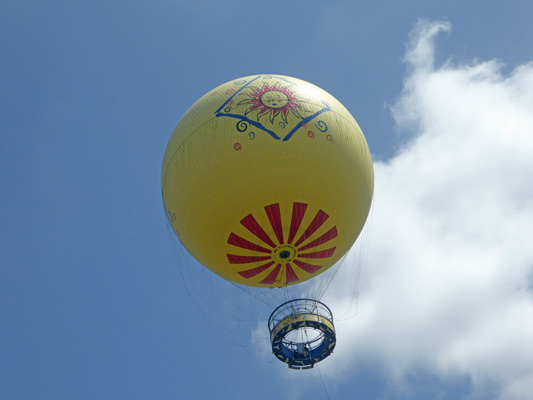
left=162, top=75, right=373, bottom=368
left=269, top=299, right=336, bottom=369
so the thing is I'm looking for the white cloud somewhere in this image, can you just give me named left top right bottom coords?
left=326, top=19, right=533, bottom=399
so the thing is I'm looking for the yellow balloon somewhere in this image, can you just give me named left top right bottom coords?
left=162, top=75, right=373, bottom=288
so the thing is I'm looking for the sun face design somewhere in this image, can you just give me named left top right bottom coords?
left=239, top=82, right=308, bottom=123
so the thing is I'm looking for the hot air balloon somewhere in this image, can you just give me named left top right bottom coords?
left=162, top=75, right=373, bottom=368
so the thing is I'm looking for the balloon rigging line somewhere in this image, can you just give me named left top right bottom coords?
left=316, top=364, right=331, bottom=400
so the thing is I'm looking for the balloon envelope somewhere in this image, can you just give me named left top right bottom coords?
left=162, top=75, right=373, bottom=288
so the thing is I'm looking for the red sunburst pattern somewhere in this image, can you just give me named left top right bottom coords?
left=226, top=202, right=338, bottom=286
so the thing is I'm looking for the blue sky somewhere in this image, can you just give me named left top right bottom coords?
left=2, top=1, right=533, bottom=399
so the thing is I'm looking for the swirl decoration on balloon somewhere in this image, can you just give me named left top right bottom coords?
left=326, top=134, right=333, bottom=143
left=308, top=130, right=315, bottom=139
left=233, top=142, right=242, bottom=151
left=315, top=120, right=328, bottom=132
left=236, top=120, right=249, bottom=132
left=167, top=211, right=174, bottom=223
left=225, top=89, right=236, bottom=95
left=248, top=132, right=256, bottom=140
